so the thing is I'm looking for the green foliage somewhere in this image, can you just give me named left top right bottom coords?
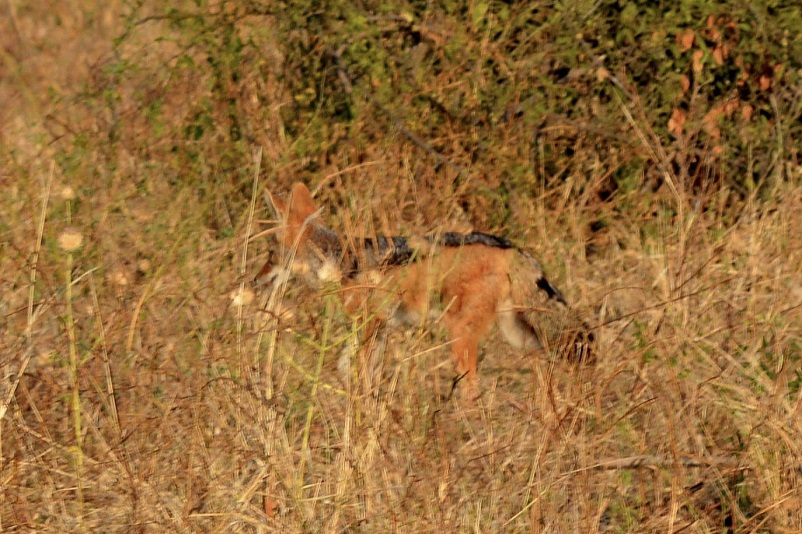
left=267, top=0, right=800, bottom=200
left=90, top=0, right=799, bottom=231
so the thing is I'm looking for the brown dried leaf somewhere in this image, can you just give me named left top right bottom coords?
left=668, top=108, right=686, bottom=137
left=703, top=115, right=721, bottom=139
left=703, top=99, right=739, bottom=139
left=676, top=29, right=695, bottom=52
left=741, top=104, right=754, bottom=121
left=712, top=45, right=726, bottom=65
left=756, top=63, right=782, bottom=92
left=706, top=15, right=721, bottom=41
left=723, top=100, right=739, bottom=114
left=680, top=74, right=690, bottom=94
left=692, top=50, right=704, bottom=73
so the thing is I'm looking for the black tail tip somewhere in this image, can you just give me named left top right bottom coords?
left=536, top=276, right=567, bottom=305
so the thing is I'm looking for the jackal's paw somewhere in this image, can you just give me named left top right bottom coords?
left=555, top=327, right=595, bottom=363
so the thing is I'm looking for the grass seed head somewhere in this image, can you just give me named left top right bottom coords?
left=58, top=227, right=83, bottom=252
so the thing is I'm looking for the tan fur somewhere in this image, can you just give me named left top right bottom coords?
left=262, top=182, right=565, bottom=396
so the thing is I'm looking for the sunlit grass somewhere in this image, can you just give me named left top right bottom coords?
left=1, top=1, right=801, bottom=531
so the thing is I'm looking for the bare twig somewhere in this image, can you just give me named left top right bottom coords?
left=575, top=455, right=745, bottom=472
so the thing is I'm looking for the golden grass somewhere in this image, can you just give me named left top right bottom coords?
left=1, top=2, right=801, bottom=532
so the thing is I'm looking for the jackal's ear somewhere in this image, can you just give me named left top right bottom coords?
left=266, top=182, right=321, bottom=248
left=265, top=188, right=287, bottom=219
left=287, top=182, right=318, bottom=226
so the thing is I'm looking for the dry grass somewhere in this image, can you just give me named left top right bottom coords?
left=2, top=2, right=802, bottom=532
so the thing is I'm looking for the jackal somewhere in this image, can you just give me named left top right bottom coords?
left=260, top=182, right=584, bottom=394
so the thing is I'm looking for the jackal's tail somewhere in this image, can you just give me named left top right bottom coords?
left=515, top=251, right=567, bottom=306
left=535, top=274, right=567, bottom=306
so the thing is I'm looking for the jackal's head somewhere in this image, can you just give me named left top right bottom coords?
left=258, top=182, right=343, bottom=287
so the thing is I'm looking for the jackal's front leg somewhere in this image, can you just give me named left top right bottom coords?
left=442, top=286, right=498, bottom=397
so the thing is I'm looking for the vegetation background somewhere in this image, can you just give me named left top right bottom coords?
left=2, top=0, right=801, bottom=531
